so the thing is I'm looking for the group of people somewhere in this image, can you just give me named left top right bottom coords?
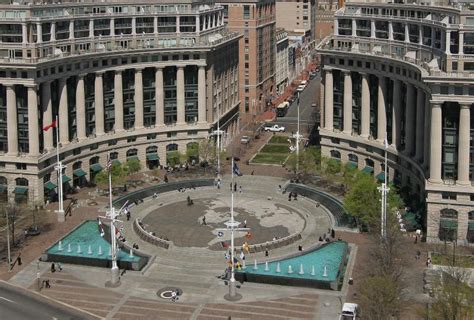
left=229, top=182, right=243, bottom=193
left=288, top=192, right=298, bottom=201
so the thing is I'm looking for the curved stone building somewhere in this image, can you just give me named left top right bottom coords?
left=0, top=0, right=241, bottom=205
left=317, top=0, right=474, bottom=243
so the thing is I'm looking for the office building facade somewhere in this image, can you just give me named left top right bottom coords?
left=0, top=0, right=240, bottom=204
left=317, top=0, right=474, bottom=243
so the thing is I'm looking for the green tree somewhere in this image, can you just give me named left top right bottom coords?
left=359, top=276, right=402, bottom=320
left=186, top=142, right=200, bottom=162
left=198, top=139, right=216, bottom=167
left=94, top=163, right=125, bottom=188
left=285, top=146, right=321, bottom=178
left=167, top=150, right=185, bottom=167
left=343, top=172, right=379, bottom=226
left=322, top=157, right=342, bottom=176
left=124, top=159, right=141, bottom=174
left=342, top=163, right=359, bottom=191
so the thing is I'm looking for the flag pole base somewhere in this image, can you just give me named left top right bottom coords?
left=105, top=267, right=121, bottom=288
left=55, top=209, right=65, bottom=223
left=224, top=292, right=242, bottom=302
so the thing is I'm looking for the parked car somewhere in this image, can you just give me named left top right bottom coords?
left=264, top=124, right=286, bottom=132
left=340, top=303, right=359, bottom=320
left=297, top=85, right=306, bottom=92
left=240, top=136, right=251, bottom=144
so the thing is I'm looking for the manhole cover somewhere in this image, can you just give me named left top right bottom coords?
left=157, top=287, right=183, bottom=300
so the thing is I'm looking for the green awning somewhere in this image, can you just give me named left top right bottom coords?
left=0, top=185, right=6, bottom=193
left=127, top=156, right=139, bottom=161
left=346, top=162, right=357, bottom=170
left=73, top=169, right=87, bottom=177
left=376, top=172, right=385, bottom=182
left=362, top=166, right=374, bottom=174
left=13, top=187, right=28, bottom=195
left=90, top=163, right=103, bottom=173
left=440, top=220, right=458, bottom=230
left=44, top=181, right=57, bottom=191
left=146, top=153, right=160, bottom=161
left=62, top=175, right=71, bottom=184
left=469, top=222, right=474, bottom=231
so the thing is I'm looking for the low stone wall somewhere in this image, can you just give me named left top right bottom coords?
left=284, top=183, right=356, bottom=228
left=133, top=218, right=170, bottom=250
left=237, top=233, right=302, bottom=254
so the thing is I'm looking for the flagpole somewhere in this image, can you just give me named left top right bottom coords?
left=229, top=157, right=236, bottom=297
left=378, top=135, right=390, bottom=240
left=106, top=152, right=120, bottom=287
left=54, top=115, right=65, bottom=222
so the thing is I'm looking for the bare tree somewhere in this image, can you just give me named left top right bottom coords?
left=5, top=204, right=23, bottom=246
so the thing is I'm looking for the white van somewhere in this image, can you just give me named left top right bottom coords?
left=340, top=303, right=359, bottom=320
left=300, top=80, right=308, bottom=86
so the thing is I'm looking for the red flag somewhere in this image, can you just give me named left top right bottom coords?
left=43, top=120, right=57, bottom=132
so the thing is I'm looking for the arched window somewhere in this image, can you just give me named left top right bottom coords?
left=73, top=161, right=82, bottom=170
left=126, top=148, right=138, bottom=157
left=166, top=143, right=178, bottom=152
left=440, top=208, right=458, bottom=219
left=89, top=156, right=100, bottom=165
left=0, top=176, right=7, bottom=185
left=146, top=146, right=158, bottom=154
left=348, top=154, right=358, bottom=163
left=16, top=178, right=29, bottom=186
left=110, top=152, right=118, bottom=160
left=439, top=208, right=458, bottom=242
left=330, top=150, right=341, bottom=159
left=365, top=158, right=374, bottom=167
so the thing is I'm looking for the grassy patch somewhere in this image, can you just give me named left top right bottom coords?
left=251, top=153, right=288, bottom=164
left=269, top=135, right=289, bottom=144
left=431, top=252, right=474, bottom=268
left=260, top=144, right=290, bottom=154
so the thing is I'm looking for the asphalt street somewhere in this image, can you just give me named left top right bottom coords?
left=0, top=281, right=92, bottom=320
left=272, top=73, right=320, bottom=135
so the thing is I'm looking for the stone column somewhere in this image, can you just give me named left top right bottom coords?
left=195, top=15, right=200, bottom=33
left=94, top=72, right=105, bottom=135
left=36, top=23, right=42, bottom=43
left=392, top=79, right=401, bottom=148
left=153, top=17, right=158, bottom=34
left=176, top=16, right=180, bottom=34
left=69, top=20, right=74, bottom=40
left=114, top=70, right=124, bottom=132
left=6, top=85, right=18, bottom=155
left=27, top=85, right=39, bottom=155
left=131, top=17, right=136, bottom=35
left=320, top=74, right=325, bottom=128
left=198, top=66, right=207, bottom=123
left=89, top=19, right=94, bottom=38
left=50, top=22, right=56, bottom=41
left=429, top=102, right=443, bottom=183
left=419, top=25, right=423, bottom=45
left=42, top=81, right=53, bottom=150
left=134, top=69, right=144, bottom=129
left=405, top=23, right=410, bottom=43
left=370, top=20, right=376, bottom=38
left=405, top=84, right=416, bottom=155
left=343, top=71, right=352, bottom=134
left=334, top=19, right=339, bottom=36
left=22, top=24, right=28, bottom=44
left=459, top=32, right=464, bottom=55
left=352, top=19, right=357, bottom=37
left=176, top=66, right=186, bottom=124
left=457, top=103, right=471, bottom=185
left=110, top=18, right=115, bottom=37
left=155, top=67, right=164, bottom=126
left=58, top=78, right=69, bottom=144
left=423, top=96, right=431, bottom=168
left=388, top=21, right=393, bottom=41
left=377, top=76, right=387, bottom=142
left=76, top=75, right=86, bottom=140
left=324, top=69, right=333, bottom=131
left=445, top=30, right=451, bottom=54
left=360, top=73, right=370, bottom=138
left=415, top=88, right=425, bottom=160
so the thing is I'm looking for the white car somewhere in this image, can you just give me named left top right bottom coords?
left=340, top=303, right=359, bottom=320
left=264, top=124, right=285, bottom=132
left=240, top=136, right=251, bottom=144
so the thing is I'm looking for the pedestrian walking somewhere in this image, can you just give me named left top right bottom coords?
left=288, top=192, right=292, bottom=201
left=331, top=229, right=335, bottom=239
left=239, top=186, right=242, bottom=193
left=416, top=250, right=421, bottom=260
left=50, top=263, right=56, bottom=273
left=202, top=216, right=207, bottom=225
left=126, top=210, right=131, bottom=221
left=414, top=235, right=418, bottom=244
left=234, top=182, right=237, bottom=192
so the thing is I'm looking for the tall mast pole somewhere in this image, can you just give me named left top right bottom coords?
left=55, top=115, right=65, bottom=222
left=229, top=157, right=236, bottom=296
left=105, top=153, right=120, bottom=287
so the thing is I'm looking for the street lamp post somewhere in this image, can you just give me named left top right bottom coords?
left=378, top=137, right=390, bottom=239
left=291, top=92, right=303, bottom=175
left=217, top=158, right=249, bottom=301
left=54, top=116, right=65, bottom=222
